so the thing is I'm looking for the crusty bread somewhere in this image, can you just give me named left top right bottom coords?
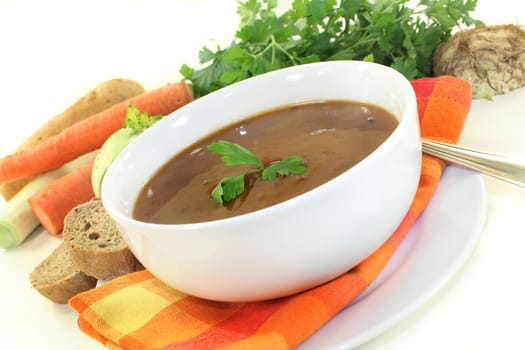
left=29, top=242, right=97, bottom=304
left=63, top=199, right=143, bottom=280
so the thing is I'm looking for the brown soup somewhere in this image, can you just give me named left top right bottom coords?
left=133, top=100, right=399, bottom=224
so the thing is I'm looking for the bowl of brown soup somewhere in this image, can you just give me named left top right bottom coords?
left=101, top=60, right=422, bottom=302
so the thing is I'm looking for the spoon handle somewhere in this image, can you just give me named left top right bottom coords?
left=421, top=138, right=525, bottom=188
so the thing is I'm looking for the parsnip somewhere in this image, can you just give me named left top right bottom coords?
left=0, top=78, right=145, bottom=200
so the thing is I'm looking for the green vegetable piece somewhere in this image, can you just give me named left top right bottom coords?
left=208, top=140, right=306, bottom=205
left=91, top=105, right=162, bottom=198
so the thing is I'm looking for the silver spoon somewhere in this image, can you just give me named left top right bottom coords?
left=422, top=138, right=525, bottom=188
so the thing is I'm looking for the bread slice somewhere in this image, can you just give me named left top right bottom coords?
left=29, top=242, right=97, bottom=304
left=63, top=199, right=143, bottom=280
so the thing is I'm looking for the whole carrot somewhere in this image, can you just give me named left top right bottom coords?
left=28, top=159, right=95, bottom=235
left=0, top=81, right=193, bottom=184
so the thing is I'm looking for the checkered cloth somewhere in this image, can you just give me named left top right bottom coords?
left=69, top=76, right=472, bottom=350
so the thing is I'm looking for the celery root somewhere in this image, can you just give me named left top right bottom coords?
left=433, top=24, right=525, bottom=99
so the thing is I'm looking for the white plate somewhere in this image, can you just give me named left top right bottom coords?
left=299, top=165, right=487, bottom=349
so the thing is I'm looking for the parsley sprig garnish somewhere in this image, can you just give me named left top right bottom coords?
left=180, top=0, right=482, bottom=98
left=208, top=140, right=306, bottom=205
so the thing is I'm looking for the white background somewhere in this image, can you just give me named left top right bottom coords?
left=1, top=1, right=525, bottom=349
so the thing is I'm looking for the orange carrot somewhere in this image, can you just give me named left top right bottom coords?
left=0, top=81, right=193, bottom=184
left=28, top=159, right=95, bottom=235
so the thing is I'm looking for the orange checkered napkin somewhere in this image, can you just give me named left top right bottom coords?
left=69, top=76, right=472, bottom=350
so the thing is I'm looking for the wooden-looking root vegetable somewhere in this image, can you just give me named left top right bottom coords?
left=0, top=78, right=145, bottom=200
left=433, top=24, right=525, bottom=99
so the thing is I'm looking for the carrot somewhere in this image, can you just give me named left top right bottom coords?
left=0, top=78, right=145, bottom=200
left=28, top=159, right=95, bottom=235
left=0, top=81, right=193, bottom=184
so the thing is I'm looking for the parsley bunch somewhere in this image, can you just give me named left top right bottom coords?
left=180, top=0, right=482, bottom=98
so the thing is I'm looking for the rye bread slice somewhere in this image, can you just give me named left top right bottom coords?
left=63, top=199, right=143, bottom=280
left=29, top=241, right=97, bottom=304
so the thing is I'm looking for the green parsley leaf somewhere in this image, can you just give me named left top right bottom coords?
left=391, top=57, right=419, bottom=81
left=261, top=156, right=306, bottom=181
left=208, top=140, right=307, bottom=205
left=211, top=174, right=247, bottom=206
left=123, top=105, right=162, bottom=134
left=210, top=179, right=225, bottom=206
left=362, top=53, right=375, bottom=62
left=208, top=140, right=263, bottom=168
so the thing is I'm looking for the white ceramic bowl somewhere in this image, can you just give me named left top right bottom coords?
left=101, top=61, right=421, bottom=302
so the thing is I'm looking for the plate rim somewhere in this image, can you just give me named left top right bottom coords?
left=299, top=165, right=487, bottom=349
